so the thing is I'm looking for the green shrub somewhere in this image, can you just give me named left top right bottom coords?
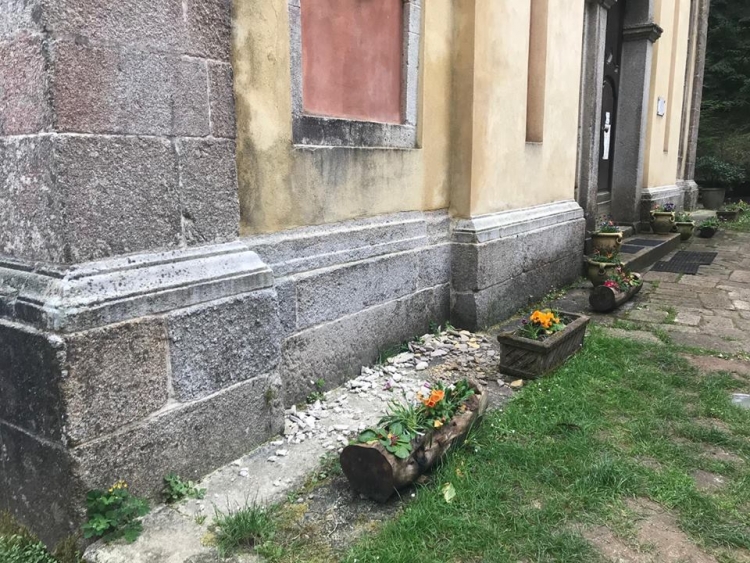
left=82, top=481, right=149, bottom=543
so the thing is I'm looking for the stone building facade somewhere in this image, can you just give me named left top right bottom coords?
left=0, top=0, right=708, bottom=544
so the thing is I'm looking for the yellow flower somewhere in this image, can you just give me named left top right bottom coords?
left=434, top=420, right=444, bottom=428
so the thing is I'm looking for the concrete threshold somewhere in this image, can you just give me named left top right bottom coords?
left=620, top=233, right=682, bottom=273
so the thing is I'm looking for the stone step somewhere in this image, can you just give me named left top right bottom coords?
left=618, top=233, right=682, bottom=273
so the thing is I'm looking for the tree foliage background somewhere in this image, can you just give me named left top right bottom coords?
left=697, top=0, right=750, bottom=191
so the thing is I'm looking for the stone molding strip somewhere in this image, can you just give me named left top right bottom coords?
left=623, top=22, right=664, bottom=43
left=0, top=243, right=272, bottom=333
left=452, top=201, right=585, bottom=244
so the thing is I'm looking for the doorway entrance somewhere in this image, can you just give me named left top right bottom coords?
left=597, top=0, right=626, bottom=217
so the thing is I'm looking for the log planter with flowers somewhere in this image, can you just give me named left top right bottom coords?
left=589, top=267, right=643, bottom=313
left=497, top=309, right=590, bottom=380
left=341, top=379, right=487, bottom=503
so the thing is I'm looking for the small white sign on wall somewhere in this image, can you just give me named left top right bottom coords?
left=657, top=97, right=667, bottom=117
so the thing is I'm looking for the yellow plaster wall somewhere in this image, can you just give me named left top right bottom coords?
left=233, top=0, right=454, bottom=235
left=643, top=0, right=692, bottom=188
left=468, top=1, right=585, bottom=216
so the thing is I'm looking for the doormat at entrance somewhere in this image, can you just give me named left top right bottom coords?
left=620, top=244, right=644, bottom=254
left=651, top=250, right=718, bottom=275
left=627, top=239, right=666, bottom=247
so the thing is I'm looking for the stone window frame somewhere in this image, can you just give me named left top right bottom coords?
left=288, top=0, right=421, bottom=149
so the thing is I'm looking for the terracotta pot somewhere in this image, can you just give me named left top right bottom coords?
left=585, top=259, right=620, bottom=287
left=698, top=226, right=718, bottom=238
left=650, top=211, right=676, bottom=235
left=700, top=187, right=726, bottom=210
left=591, top=231, right=623, bottom=253
left=675, top=221, right=695, bottom=241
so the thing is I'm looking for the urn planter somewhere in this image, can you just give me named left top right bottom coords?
left=497, top=313, right=590, bottom=380
left=340, top=381, right=488, bottom=503
left=589, top=274, right=643, bottom=313
left=650, top=211, right=676, bottom=234
left=585, top=258, right=621, bottom=287
left=675, top=221, right=695, bottom=241
left=591, top=231, right=623, bottom=253
left=717, top=209, right=740, bottom=222
left=700, top=187, right=726, bottom=210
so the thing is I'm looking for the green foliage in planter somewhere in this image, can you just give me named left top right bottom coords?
left=699, top=217, right=720, bottom=229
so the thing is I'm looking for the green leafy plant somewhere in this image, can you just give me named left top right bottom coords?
left=82, top=481, right=149, bottom=543
left=357, top=427, right=413, bottom=459
left=696, top=155, right=746, bottom=187
left=305, top=378, right=327, bottom=404
left=602, top=266, right=642, bottom=293
left=517, top=309, right=568, bottom=341
left=162, top=474, right=206, bottom=504
left=699, top=217, right=720, bottom=229
left=596, top=216, right=619, bottom=233
left=589, top=250, right=621, bottom=264
left=0, top=535, right=58, bottom=563
left=675, top=211, right=693, bottom=223
left=212, top=502, right=275, bottom=557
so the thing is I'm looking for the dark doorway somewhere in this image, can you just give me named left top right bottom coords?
left=598, top=0, right=626, bottom=210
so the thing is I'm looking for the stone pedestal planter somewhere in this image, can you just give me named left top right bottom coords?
left=591, top=231, right=623, bottom=253
left=589, top=275, right=643, bottom=313
left=497, top=313, right=590, bottom=379
left=340, top=383, right=488, bottom=503
left=650, top=211, right=676, bottom=234
left=700, top=188, right=726, bottom=210
left=585, top=259, right=621, bottom=287
left=676, top=221, right=695, bottom=241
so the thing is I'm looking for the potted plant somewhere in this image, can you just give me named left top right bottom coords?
left=589, top=266, right=643, bottom=313
left=591, top=216, right=623, bottom=253
left=497, top=309, right=590, bottom=379
left=717, top=203, right=741, bottom=222
left=674, top=211, right=695, bottom=241
left=698, top=217, right=720, bottom=238
left=650, top=202, right=677, bottom=234
left=696, top=156, right=746, bottom=210
left=585, top=250, right=622, bottom=287
left=341, top=379, right=487, bottom=502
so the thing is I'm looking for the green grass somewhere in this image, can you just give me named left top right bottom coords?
left=334, top=328, right=750, bottom=563
left=212, top=502, right=276, bottom=558
left=723, top=211, right=750, bottom=232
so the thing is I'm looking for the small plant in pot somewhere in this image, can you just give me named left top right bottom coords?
left=650, top=202, right=676, bottom=234
left=698, top=217, right=720, bottom=238
left=674, top=211, right=695, bottom=241
left=591, top=216, right=622, bottom=253
left=585, top=250, right=622, bottom=287
left=696, top=156, right=746, bottom=210
left=590, top=265, right=643, bottom=313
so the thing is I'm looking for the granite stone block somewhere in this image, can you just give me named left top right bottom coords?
left=418, top=243, right=452, bottom=289
left=177, top=138, right=240, bottom=245
left=0, top=0, right=45, bottom=38
left=0, top=33, right=50, bottom=135
left=0, top=137, right=67, bottom=262
left=281, top=285, right=449, bottom=405
left=63, top=318, right=170, bottom=444
left=52, top=43, right=209, bottom=136
left=71, top=374, right=283, bottom=497
left=54, top=135, right=181, bottom=262
left=0, top=422, right=83, bottom=547
left=295, top=252, right=419, bottom=330
left=184, top=0, right=232, bottom=61
left=208, top=61, right=236, bottom=138
left=0, top=320, right=66, bottom=441
left=168, top=290, right=281, bottom=402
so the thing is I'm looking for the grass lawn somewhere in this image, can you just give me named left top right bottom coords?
left=723, top=211, right=750, bottom=233
left=264, top=328, right=750, bottom=563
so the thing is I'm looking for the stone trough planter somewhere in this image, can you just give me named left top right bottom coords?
left=589, top=274, right=643, bottom=313
left=340, top=381, right=488, bottom=503
left=717, top=209, right=741, bottom=222
left=497, top=313, right=590, bottom=379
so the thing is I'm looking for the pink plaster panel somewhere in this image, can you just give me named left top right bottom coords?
left=301, top=0, right=403, bottom=124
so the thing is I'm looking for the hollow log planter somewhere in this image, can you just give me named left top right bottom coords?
left=589, top=274, right=643, bottom=313
left=340, top=382, right=488, bottom=503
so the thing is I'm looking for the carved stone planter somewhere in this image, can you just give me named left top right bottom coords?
left=340, top=382, right=488, bottom=503
left=591, top=231, right=623, bottom=253
left=497, top=313, right=590, bottom=379
left=585, top=259, right=621, bottom=287
left=675, top=221, right=695, bottom=241
left=717, top=210, right=740, bottom=222
left=589, top=274, right=643, bottom=313
left=650, top=211, right=676, bottom=234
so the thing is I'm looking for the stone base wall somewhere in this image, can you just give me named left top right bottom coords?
left=679, top=180, right=700, bottom=211
left=0, top=202, right=585, bottom=545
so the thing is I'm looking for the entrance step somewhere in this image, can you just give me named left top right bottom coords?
left=619, top=233, right=682, bottom=272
